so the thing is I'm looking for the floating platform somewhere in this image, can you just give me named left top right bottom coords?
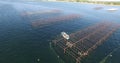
left=52, top=22, right=120, bottom=63
left=31, top=14, right=80, bottom=28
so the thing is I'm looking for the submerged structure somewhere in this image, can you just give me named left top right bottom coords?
left=21, top=9, right=61, bottom=16
left=52, top=22, right=120, bottom=63
left=31, top=14, right=80, bottom=27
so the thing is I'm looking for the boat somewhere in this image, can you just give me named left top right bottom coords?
left=61, top=32, right=69, bottom=40
left=107, top=8, right=118, bottom=11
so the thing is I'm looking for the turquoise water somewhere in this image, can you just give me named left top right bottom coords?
left=0, top=1, right=120, bottom=63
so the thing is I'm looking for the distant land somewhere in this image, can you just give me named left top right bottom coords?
left=1, top=0, right=120, bottom=5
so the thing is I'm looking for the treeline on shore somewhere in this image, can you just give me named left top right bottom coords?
left=80, top=1, right=120, bottom=5
left=57, top=0, right=120, bottom=5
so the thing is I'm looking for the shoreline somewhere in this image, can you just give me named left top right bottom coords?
left=44, top=1, right=120, bottom=6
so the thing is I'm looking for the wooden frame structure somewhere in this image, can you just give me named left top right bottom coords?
left=52, top=22, right=120, bottom=63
